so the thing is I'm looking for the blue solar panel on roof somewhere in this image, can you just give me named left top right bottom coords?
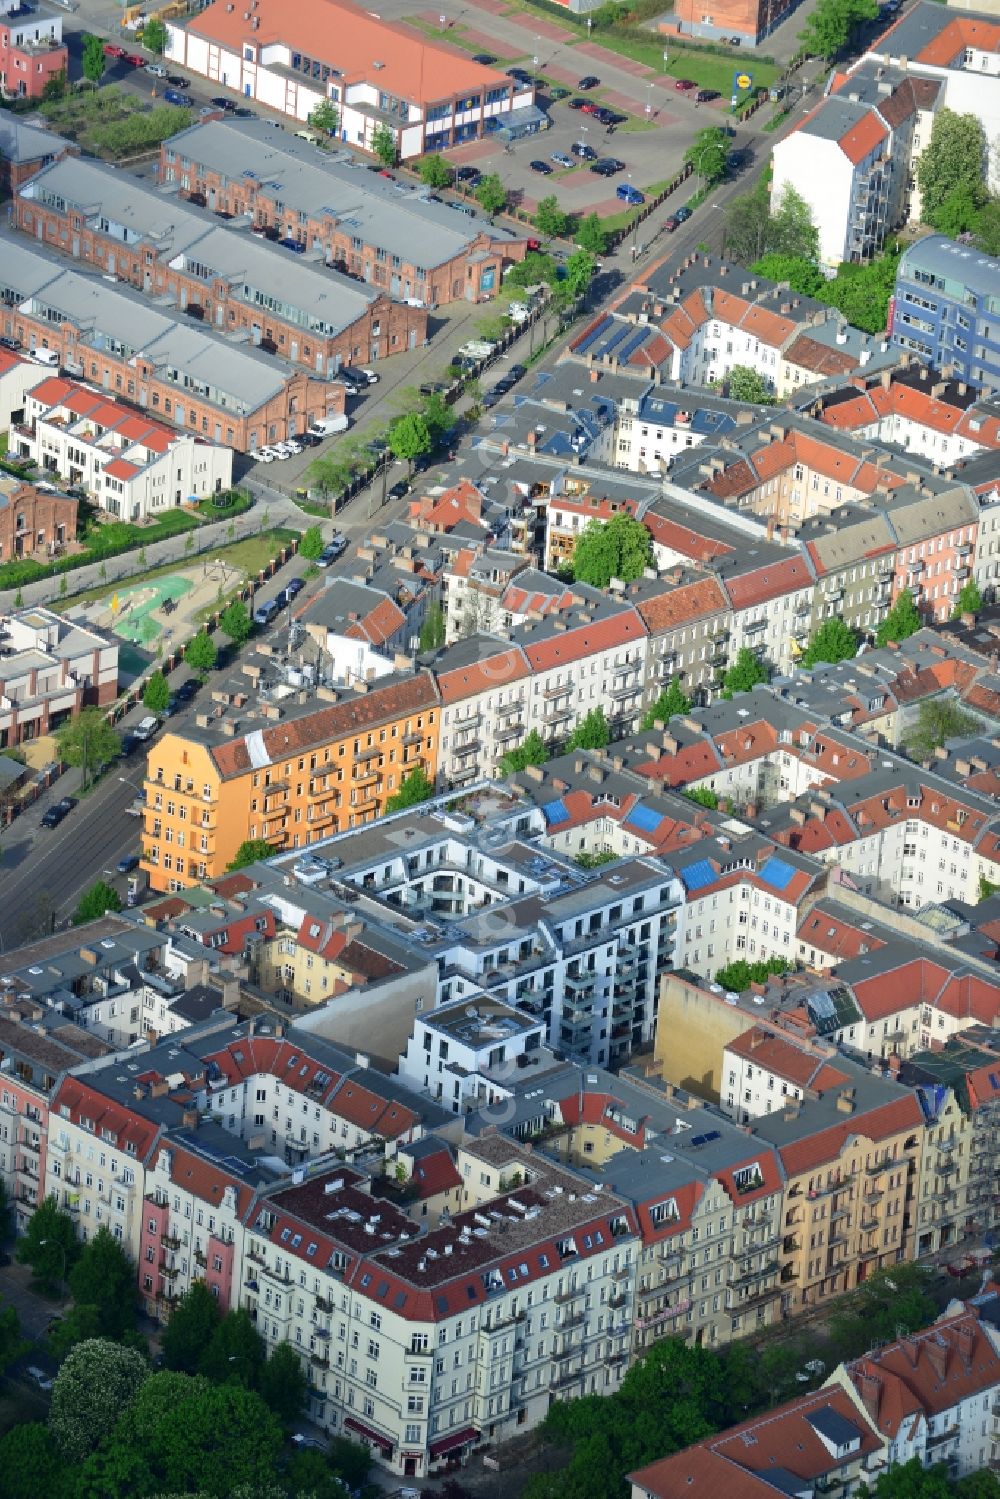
left=759, top=855, right=796, bottom=892
left=624, top=802, right=662, bottom=835
left=542, top=797, right=569, bottom=826
left=575, top=316, right=614, bottom=356
left=615, top=327, right=649, bottom=363
left=680, top=858, right=716, bottom=893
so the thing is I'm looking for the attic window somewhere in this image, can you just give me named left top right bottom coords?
left=281, top=1227, right=291, bottom=1242
left=307, top=1243, right=317, bottom=1257
left=650, top=1198, right=680, bottom=1225
left=733, top=1162, right=764, bottom=1194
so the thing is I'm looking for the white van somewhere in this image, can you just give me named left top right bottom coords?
left=307, top=413, right=349, bottom=438
left=29, top=348, right=60, bottom=367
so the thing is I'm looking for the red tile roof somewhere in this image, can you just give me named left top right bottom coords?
left=778, top=1093, right=923, bottom=1178
left=726, top=1027, right=850, bottom=1093
left=522, top=607, right=645, bottom=671
left=839, top=110, right=888, bottom=165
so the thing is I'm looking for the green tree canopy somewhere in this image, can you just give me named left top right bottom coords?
left=67, top=1226, right=136, bottom=1339
left=327, top=1436, right=372, bottom=1490
left=475, top=172, right=508, bottom=220
left=197, top=1307, right=265, bottom=1388
left=572, top=512, right=652, bottom=588
left=256, top=1340, right=307, bottom=1424
left=418, top=154, right=453, bottom=187
left=562, top=248, right=597, bottom=302
left=686, top=126, right=728, bottom=185
left=715, top=956, right=790, bottom=991
left=81, top=33, right=106, bottom=83
left=385, top=765, right=435, bottom=813
left=298, top=525, right=325, bottom=560
left=388, top=411, right=432, bottom=472
left=904, top=698, right=980, bottom=761
left=876, top=587, right=922, bottom=647
left=309, top=98, right=339, bottom=134
left=953, top=578, right=983, bottom=618
left=641, top=677, right=692, bottom=730
left=0, top=1302, right=27, bottom=1377
left=143, top=671, right=171, bottom=714
left=726, top=365, right=773, bottom=404
left=16, top=1195, right=77, bottom=1292
left=56, top=708, right=120, bottom=789
left=750, top=253, right=826, bottom=298
left=226, top=838, right=274, bottom=871
left=798, top=0, right=877, bottom=59
left=184, top=632, right=217, bottom=680
left=534, top=195, right=568, bottom=240
left=419, top=600, right=445, bottom=652
left=722, top=647, right=768, bottom=698
left=370, top=123, right=397, bottom=167
left=48, top=1303, right=102, bottom=1364
left=934, top=182, right=983, bottom=237
left=725, top=182, right=817, bottom=267
left=505, top=249, right=558, bottom=288
left=575, top=212, right=608, bottom=256
left=917, top=110, right=987, bottom=227
left=50, top=1338, right=149, bottom=1462
left=218, top=599, right=253, bottom=644
left=73, top=880, right=123, bottom=926
left=565, top=707, right=610, bottom=751
left=685, top=785, right=720, bottom=809
left=0, top=1423, right=71, bottom=1499
left=142, top=16, right=168, bottom=52
left=500, top=728, right=549, bottom=776
left=975, top=198, right=1000, bottom=256
left=160, top=1281, right=221, bottom=1375
left=800, top=618, right=858, bottom=669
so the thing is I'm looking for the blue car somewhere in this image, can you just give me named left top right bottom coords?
left=616, top=183, right=645, bottom=205
left=279, top=237, right=306, bottom=254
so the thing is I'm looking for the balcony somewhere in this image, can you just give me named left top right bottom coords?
left=554, top=1285, right=585, bottom=1305
left=162, top=1233, right=181, bottom=1250
left=556, top=1311, right=585, bottom=1331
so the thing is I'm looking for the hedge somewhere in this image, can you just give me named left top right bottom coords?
left=0, top=507, right=202, bottom=591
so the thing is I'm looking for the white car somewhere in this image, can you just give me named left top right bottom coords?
left=551, top=151, right=574, bottom=168
left=271, top=443, right=293, bottom=459
left=255, top=447, right=276, bottom=463
left=145, top=63, right=168, bottom=78
left=284, top=439, right=303, bottom=454
left=359, top=368, right=379, bottom=384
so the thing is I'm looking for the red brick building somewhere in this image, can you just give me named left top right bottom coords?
left=665, top=0, right=797, bottom=49
left=0, top=116, right=74, bottom=197
left=0, top=7, right=68, bottom=99
left=0, top=477, right=76, bottom=564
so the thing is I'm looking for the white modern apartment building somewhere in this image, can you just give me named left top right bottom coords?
left=396, top=999, right=547, bottom=1116
left=17, top=377, right=233, bottom=521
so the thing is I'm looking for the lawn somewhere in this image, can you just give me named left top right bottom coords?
left=591, top=33, right=778, bottom=96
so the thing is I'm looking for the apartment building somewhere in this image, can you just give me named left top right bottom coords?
left=754, top=1076, right=925, bottom=1311
left=160, top=119, right=528, bottom=306
left=140, top=668, right=440, bottom=892
left=892, top=235, right=1000, bottom=393
left=0, top=605, right=117, bottom=748
left=244, top=1138, right=639, bottom=1478
left=0, top=1, right=66, bottom=99
left=396, top=999, right=547, bottom=1116
left=721, top=1026, right=851, bottom=1124
left=434, top=640, right=533, bottom=787
left=0, top=235, right=344, bottom=452
left=0, top=347, right=51, bottom=433
left=14, top=377, right=233, bottom=521
left=519, top=594, right=648, bottom=744
left=633, top=576, right=732, bottom=707
left=165, top=0, right=531, bottom=160
left=816, top=364, right=1000, bottom=467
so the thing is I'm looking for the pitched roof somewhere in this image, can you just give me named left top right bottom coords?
left=635, top=577, right=729, bottom=634
left=778, top=1092, right=923, bottom=1178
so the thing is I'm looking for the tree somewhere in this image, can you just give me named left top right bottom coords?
left=418, top=154, right=453, bottom=188
left=974, top=197, right=1000, bottom=255
left=389, top=411, right=432, bottom=473
left=572, top=511, right=652, bottom=588
left=800, top=618, right=858, bottom=669
left=50, top=1338, right=149, bottom=1462
left=904, top=698, right=980, bottom=761
left=798, top=0, right=877, bottom=59
left=418, top=600, right=445, bottom=653
left=505, top=249, right=558, bottom=288
left=534, top=194, right=568, bottom=240
left=298, top=524, right=325, bottom=561
left=953, top=578, right=983, bottom=618
left=0, top=1423, right=71, bottom=1499
left=869, top=1460, right=957, bottom=1499
left=685, top=786, right=720, bottom=809
left=184, top=632, right=217, bottom=680
left=256, top=1341, right=307, bottom=1423
left=55, top=707, right=120, bottom=790
left=722, top=647, right=768, bottom=698
left=81, top=33, right=106, bottom=83
left=876, top=587, right=922, bottom=647
left=67, top=1227, right=136, bottom=1340
left=219, top=599, right=253, bottom=644
left=770, top=184, right=819, bottom=261
left=143, top=671, right=171, bottom=714
left=198, top=1307, right=265, bottom=1388
left=563, top=248, right=596, bottom=302
left=575, top=212, right=608, bottom=256
left=309, top=98, right=339, bottom=134
left=80, top=1371, right=283, bottom=1499
left=565, top=707, right=610, bottom=751
left=17, top=1196, right=77, bottom=1293
left=226, top=838, right=274, bottom=871
left=142, top=16, right=168, bottom=52
left=72, top=880, right=123, bottom=926
left=475, top=172, right=508, bottom=221
left=641, top=678, right=692, bottom=729
left=934, top=182, right=983, bottom=237
left=41, top=68, right=66, bottom=103
left=686, top=126, right=728, bottom=186
left=724, top=183, right=772, bottom=264
left=327, top=1436, right=372, bottom=1490
left=160, top=1281, right=221, bottom=1375
left=715, top=956, right=790, bottom=991
left=726, top=365, right=773, bottom=404
left=500, top=728, right=549, bottom=776
left=48, top=1303, right=102, bottom=1364
left=750, top=254, right=826, bottom=298
left=385, top=765, right=435, bottom=813
left=0, top=1303, right=26, bottom=1378
left=370, top=123, right=397, bottom=168
left=917, top=110, right=986, bottom=227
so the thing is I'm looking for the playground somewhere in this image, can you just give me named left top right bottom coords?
left=73, top=557, right=246, bottom=649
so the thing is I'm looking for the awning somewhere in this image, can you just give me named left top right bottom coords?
left=429, top=1426, right=479, bottom=1460
left=344, top=1417, right=394, bottom=1454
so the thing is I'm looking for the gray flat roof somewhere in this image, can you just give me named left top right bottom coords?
left=898, top=234, right=1000, bottom=298
left=0, top=232, right=315, bottom=414
left=0, top=115, right=68, bottom=164
left=165, top=119, right=521, bottom=269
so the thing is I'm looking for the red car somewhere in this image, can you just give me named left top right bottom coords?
left=580, top=100, right=600, bottom=115
left=125, top=53, right=146, bottom=66
left=664, top=215, right=679, bottom=232
left=674, top=78, right=697, bottom=90
left=103, top=42, right=125, bottom=57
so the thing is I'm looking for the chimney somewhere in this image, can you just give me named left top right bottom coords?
left=835, top=1087, right=856, bottom=1114
left=855, top=1369, right=882, bottom=1422
left=182, top=1107, right=199, bottom=1130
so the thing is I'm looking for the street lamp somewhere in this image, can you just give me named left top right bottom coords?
left=439, top=10, right=446, bottom=26
left=40, top=1237, right=68, bottom=1301
left=663, top=48, right=669, bottom=72
left=646, top=82, right=653, bottom=118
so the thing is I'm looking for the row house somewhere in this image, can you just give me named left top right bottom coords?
left=15, top=377, right=233, bottom=523
left=716, top=549, right=816, bottom=679
left=797, top=505, right=898, bottom=643
left=633, top=576, right=731, bottom=708
left=887, top=483, right=980, bottom=622
left=906, top=1055, right=998, bottom=1260
left=435, top=641, right=533, bottom=787
left=816, top=364, right=1000, bottom=468
left=15, top=157, right=427, bottom=381
left=0, top=604, right=117, bottom=748
left=519, top=602, right=648, bottom=745
left=160, top=119, right=527, bottom=306
left=721, top=1026, right=851, bottom=1125
left=0, top=3, right=67, bottom=100
left=835, top=951, right=1000, bottom=1065
left=441, top=549, right=530, bottom=645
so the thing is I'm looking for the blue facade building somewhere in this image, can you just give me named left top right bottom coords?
left=892, top=235, right=1000, bottom=394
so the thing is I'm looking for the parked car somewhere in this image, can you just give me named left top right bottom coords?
left=551, top=150, right=574, bottom=168
left=145, top=62, right=168, bottom=77
left=41, top=797, right=75, bottom=829
left=577, top=74, right=599, bottom=88
left=210, top=95, right=237, bottom=111
left=388, top=479, right=411, bottom=501
left=116, top=855, right=140, bottom=875
left=674, top=205, right=693, bottom=223
left=132, top=715, right=159, bottom=742
left=253, top=599, right=281, bottom=627
left=285, top=576, right=305, bottom=598
left=664, top=214, right=679, bottom=232
left=124, top=53, right=146, bottom=66
left=279, top=237, right=305, bottom=253
left=674, top=77, right=697, bottom=90
left=176, top=678, right=198, bottom=702
left=571, top=141, right=596, bottom=160
left=696, top=88, right=719, bottom=102
left=163, top=88, right=187, bottom=105
left=455, top=166, right=481, bottom=184
left=590, top=158, right=623, bottom=175
left=317, top=536, right=348, bottom=566
left=505, top=67, right=532, bottom=82
left=0, top=336, right=22, bottom=351
left=567, top=97, right=588, bottom=109
left=103, top=42, right=125, bottom=57
left=529, top=159, right=552, bottom=175
left=549, top=86, right=571, bottom=100
left=616, top=183, right=644, bottom=204
left=507, top=363, right=527, bottom=382
left=579, top=100, right=600, bottom=115
left=471, top=51, right=496, bottom=63
left=166, top=74, right=189, bottom=87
